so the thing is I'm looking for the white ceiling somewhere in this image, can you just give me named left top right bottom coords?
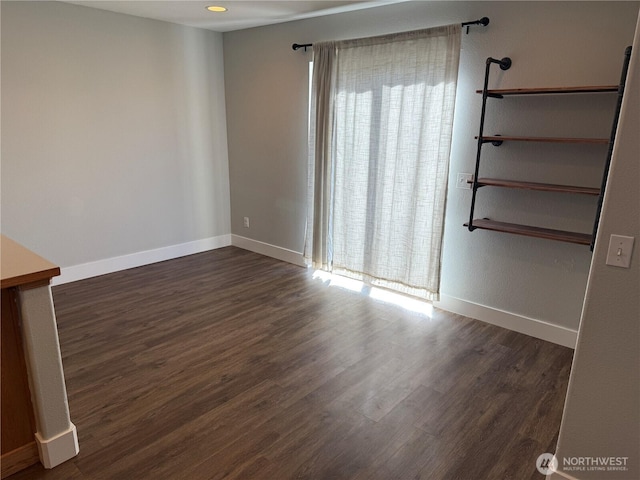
left=64, top=1, right=408, bottom=32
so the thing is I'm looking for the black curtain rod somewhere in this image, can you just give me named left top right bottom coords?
left=292, top=17, right=489, bottom=51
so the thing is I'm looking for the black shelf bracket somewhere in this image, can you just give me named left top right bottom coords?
left=467, top=56, right=512, bottom=231
left=480, top=135, right=503, bottom=146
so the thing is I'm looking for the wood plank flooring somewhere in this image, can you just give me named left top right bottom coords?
left=9, top=247, right=573, bottom=479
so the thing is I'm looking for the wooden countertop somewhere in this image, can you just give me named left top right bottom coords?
left=1, top=235, right=60, bottom=289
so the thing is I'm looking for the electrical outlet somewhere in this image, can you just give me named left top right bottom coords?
left=457, top=173, right=473, bottom=189
left=243, top=217, right=250, bottom=228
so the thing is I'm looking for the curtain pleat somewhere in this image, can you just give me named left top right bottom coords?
left=304, top=42, right=337, bottom=270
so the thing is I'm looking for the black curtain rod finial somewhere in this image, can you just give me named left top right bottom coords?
left=462, top=16, right=490, bottom=34
left=292, top=43, right=312, bottom=52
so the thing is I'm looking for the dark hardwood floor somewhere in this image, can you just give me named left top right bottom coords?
left=9, top=246, right=573, bottom=479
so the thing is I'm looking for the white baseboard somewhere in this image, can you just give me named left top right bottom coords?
left=53, top=235, right=232, bottom=285
left=51, top=234, right=574, bottom=348
left=231, top=235, right=307, bottom=268
left=36, top=423, right=79, bottom=469
left=434, top=294, right=578, bottom=349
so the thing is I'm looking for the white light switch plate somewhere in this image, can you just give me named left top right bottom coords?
left=605, top=234, right=634, bottom=268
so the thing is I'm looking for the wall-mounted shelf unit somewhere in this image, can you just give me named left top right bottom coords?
left=465, top=49, right=632, bottom=250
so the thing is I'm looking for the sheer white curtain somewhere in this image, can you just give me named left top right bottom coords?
left=305, top=25, right=461, bottom=301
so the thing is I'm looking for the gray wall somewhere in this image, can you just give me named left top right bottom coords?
left=2, top=1, right=637, bottom=334
left=1, top=1, right=231, bottom=268
left=551, top=13, right=639, bottom=480
left=223, top=1, right=639, bottom=330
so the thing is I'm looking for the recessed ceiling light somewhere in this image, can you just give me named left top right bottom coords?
left=206, top=5, right=227, bottom=13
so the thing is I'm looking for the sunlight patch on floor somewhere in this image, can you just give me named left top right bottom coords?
left=312, top=269, right=363, bottom=293
left=312, top=270, right=433, bottom=317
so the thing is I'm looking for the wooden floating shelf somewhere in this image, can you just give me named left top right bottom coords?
left=464, top=219, right=592, bottom=245
left=476, top=178, right=600, bottom=195
left=476, top=86, right=618, bottom=96
left=477, top=135, right=609, bottom=145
